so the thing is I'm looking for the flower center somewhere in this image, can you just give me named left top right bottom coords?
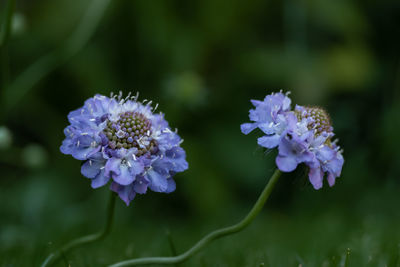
left=297, top=107, right=333, bottom=136
left=103, top=111, right=158, bottom=156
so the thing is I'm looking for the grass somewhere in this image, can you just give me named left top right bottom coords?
left=1, top=199, right=400, bottom=266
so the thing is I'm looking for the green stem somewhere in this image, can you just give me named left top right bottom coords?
left=109, top=169, right=282, bottom=267
left=41, top=191, right=117, bottom=267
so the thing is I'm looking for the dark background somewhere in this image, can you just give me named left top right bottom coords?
left=1, top=0, right=400, bottom=266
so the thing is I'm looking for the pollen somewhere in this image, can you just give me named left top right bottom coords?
left=296, top=106, right=333, bottom=136
left=103, top=111, right=158, bottom=156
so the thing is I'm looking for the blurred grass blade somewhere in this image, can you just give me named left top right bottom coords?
left=0, top=0, right=15, bottom=47
left=344, top=248, right=351, bottom=267
left=0, top=0, right=15, bottom=88
left=1, top=0, right=110, bottom=115
left=165, top=230, right=178, bottom=257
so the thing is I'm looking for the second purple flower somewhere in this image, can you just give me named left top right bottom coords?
left=241, top=91, right=344, bottom=189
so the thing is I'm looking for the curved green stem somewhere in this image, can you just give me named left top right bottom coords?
left=41, top=191, right=117, bottom=267
left=109, top=169, right=282, bottom=267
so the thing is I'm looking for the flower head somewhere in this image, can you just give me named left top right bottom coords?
left=241, top=91, right=344, bottom=189
left=61, top=92, right=188, bottom=205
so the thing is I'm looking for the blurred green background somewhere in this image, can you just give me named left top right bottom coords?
left=1, top=0, right=400, bottom=266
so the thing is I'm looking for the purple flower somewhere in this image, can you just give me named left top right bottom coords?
left=61, top=93, right=188, bottom=205
left=241, top=92, right=292, bottom=149
left=242, top=91, right=344, bottom=189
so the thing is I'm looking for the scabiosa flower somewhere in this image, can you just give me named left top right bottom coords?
left=61, top=92, right=188, bottom=205
left=241, top=91, right=344, bottom=189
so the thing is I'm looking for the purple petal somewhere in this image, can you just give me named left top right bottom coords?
left=128, top=159, right=145, bottom=176
left=60, top=138, right=75, bottom=155
left=110, top=182, right=136, bottom=206
left=105, top=158, right=121, bottom=177
left=113, top=165, right=135, bottom=186
left=276, top=155, right=298, bottom=172
left=327, top=173, right=336, bottom=187
left=165, top=178, right=176, bottom=193
left=309, top=167, right=324, bottom=190
left=72, top=146, right=101, bottom=160
left=258, top=123, right=276, bottom=135
left=91, top=170, right=110, bottom=188
left=240, top=123, right=257, bottom=135
left=81, top=160, right=101, bottom=178
left=147, top=169, right=168, bottom=192
left=133, top=176, right=149, bottom=194
left=257, top=134, right=280, bottom=149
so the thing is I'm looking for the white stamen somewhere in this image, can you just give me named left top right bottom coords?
left=77, top=140, right=80, bottom=147
left=81, top=132, right=88, bottom=135
left=125, top=92, right=132, bottom=101
left=134, top=92, right=139, bottom=101
left=89, top=160, right=92, bottom=166
left=116, top=130, right=125, bottom=138
left=127, top=161, right=132, bottom=168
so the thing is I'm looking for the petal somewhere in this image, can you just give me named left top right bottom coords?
left=110, top=182, right=136, bottom=206
left=277, top=136, right=294, bottom=156
left=128, top=159, right=145, bottom=176
left=113, top=165, right=135, bottom=186
left=309, top=167, right=324, bottom=190
left=240, top=123, right=257, bottom=135
left=165, top=178, right=176, bottom=193
left=327, top=173, right=336, bottom=187
left=147, top=169, right=168, bottom=192
left=81, top=160, right=102, bottom=178
left=91, top=170, right=110, bottom=188
left=72, top=146, right=100, bottom=160
left=165, top=147, right=188, bottom=172
left=250, top=99, right=262, bottom=107
left=317, top=146, right=335, bottom=162
left=60, top=138, right=75, bottom=155
left=276, top=155, right=298, bottom=172
left=258, top=123, right=276, bottom=135
left=105, top=158, right=121, bottom=177
left=133, top=176, right=149, bottom=194
left=257, top=134, right=280, bottom=149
